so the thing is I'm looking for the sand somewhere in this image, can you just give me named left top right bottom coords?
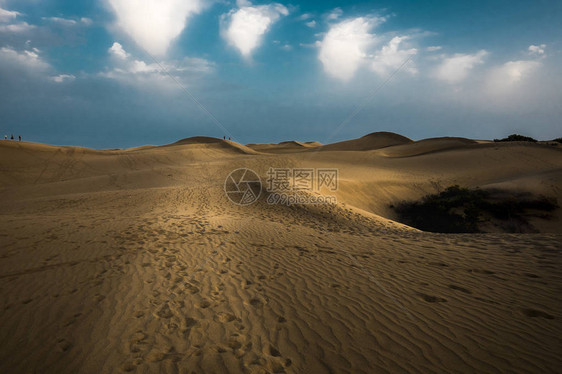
left=0, top=134, right=561, bottom=373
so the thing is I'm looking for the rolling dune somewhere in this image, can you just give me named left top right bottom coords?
left=0, top=135, right=561, bottom=373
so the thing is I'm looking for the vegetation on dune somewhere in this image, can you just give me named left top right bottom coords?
left=553, top=137, right=562, bottom=144
left=392, top=185, right=558, bottom=233
left=493, top=134, right=537, bottom=142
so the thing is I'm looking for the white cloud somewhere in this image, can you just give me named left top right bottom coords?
left=297, top=13, right=312, bottom=21
left=500, top=60, right=540, bottom=83
left=327, top=8, right=343, bottom=20
left=0, top=7, right=20, bottom=22
left=318, top=17, right=380, bottom=81
left=43, top=17, right=77, bottom=26
left=487, top=60, right=541, bottom=91
left=127, top=57, right=214, bottom=75
left=528, top=44, right=546, bottom=56
left=469, top=59, right=545, bottom=108
left=0, top=47, right=49, bottom=72
left=106, top=0, right=203, bottom=56
left=108, top=42, right=129, bottom=60
left=426, top=45, right=442, bottom=52
left=51, top=74, right=76, bottom=83
left=280, top=44, right=292, bottom=51
left=299, top=42, right=318, bottom=48
left=434, top=50, right=488, bottom=83
left=42, top=16, right=93, bottom=26
left=0, top=46, right=79, bottom=84
left=298, top=13, right=316, bottom=28
left=0, top=21, right=34, bottom=33
left=370, top=36, right=417, bottom=76
left=221, top=1, right=288, bottom=59
left=102, top=42, right=214, bottom=89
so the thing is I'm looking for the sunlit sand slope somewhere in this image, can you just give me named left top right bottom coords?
left=0, top=137, right=561, bottom=373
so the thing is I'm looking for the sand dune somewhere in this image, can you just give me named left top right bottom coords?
left=317, top=131, right=412, bottom=151
left=169, top=136, right=259, bottom=155
left=0, top=134, right=561, bottom=373
left=378, top=137, right=477, bottom=157
left=247, top=140, right=322, bottom=154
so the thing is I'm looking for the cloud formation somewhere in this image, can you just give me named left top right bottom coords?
left=0, top=6, right=20, bottom=22
left=106, top=0, right=203, bottom=56
left=51, top=74, right=76, bottom=83
left=326, top=8, right=343, bottom=21
left=486, top=60, right=541, bottom=95
left=42, top=17, right=93, bottom=26
left=370, top=36, right=417, bottom=76
left=0, top=21, right=34, bottom=33
left=426, top=46, right=442, bottom=52
left=528, top=44, right=546, bottom=56
left=222, top=1, right=289, bottom=59
left=103, top=42, right=214, bottom=89
left=0, top=46, right=79, bottom=84
left=0, top=46, right=49, bottom=72
left=318, top=17, right=379, bottom=81
left=434, top=50, right=488, bottom=83
left=0, top=7, right=34, bottom=33
left=498, top=60, right=541, bottom=83
left=109, top=42, right=129, bottom=60
left=318, top=16, right=416, bottom=81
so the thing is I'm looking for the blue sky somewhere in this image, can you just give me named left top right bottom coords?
left=0, top=0, right=561, bottom=148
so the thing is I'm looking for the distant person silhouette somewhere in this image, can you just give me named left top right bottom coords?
left=223, top=136, right=225, bottom=140
left=228, top=137, right=231, bottom=140
left=18, top=135, right=21, bottom=141
left=10, top=134, right=13, bottom=140
left=3, top=135, right=6, bottom=140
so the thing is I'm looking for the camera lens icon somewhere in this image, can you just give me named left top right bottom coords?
left=224, top=168, right=262, bottom=205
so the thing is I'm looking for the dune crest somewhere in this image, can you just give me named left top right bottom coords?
left=318, top=131, right=413, bottom=151
left=168, top=136, right=258, bottom=155
left=247, top=140, right=322, bottom=153
left=379, top=136, right=478, bottom=157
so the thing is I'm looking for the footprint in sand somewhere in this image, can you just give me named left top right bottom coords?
left=522, top=309, right=554, bottom=319
left=249, top=297, right=263, bottom=307
left=184, top=317, right=197, bottom=329
left=228, top=338, right=243, bottom=351
left=417, top=292, right=447, bottom=303
left=469, top=269, right=495, bottom=275
left=448, top=285, right=472, bottom=294
left=524, top=273, right=540, bottom=278
left=269, top=345, right=281, bottom=357
left=155, top=304, right=174, bottom=319
left=57, top=338, right=72, bottom=352
left=429, top=262, right=449, bottom=267
left=215, top=312, right=237, bottom=323
left=119, top=361, right=136, bottom=372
